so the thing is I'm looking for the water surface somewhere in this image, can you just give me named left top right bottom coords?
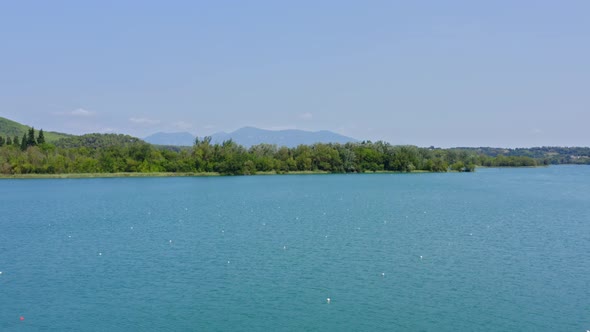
left=1, top=166, right=589, bottom=331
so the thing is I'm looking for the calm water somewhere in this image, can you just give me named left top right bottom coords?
left=1, top=166, right=589, bottom=331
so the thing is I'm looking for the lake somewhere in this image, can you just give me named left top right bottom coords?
left=1, top=166, right=589, bottom=331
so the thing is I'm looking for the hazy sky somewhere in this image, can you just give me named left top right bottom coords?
left=1, top=1, right=588, bottom=147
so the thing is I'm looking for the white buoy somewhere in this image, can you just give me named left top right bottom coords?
left=420, top=255, right=423, bottom=260
left=227, top=260, right=230, bottom=264
left=283, top=246, right=287, bottom=250
left=169, top=240, right=173, bottom=244
left=0, top=271, right=3, bottom=275
left=381, top=272, right=385, bottom=277
left=99, top=252, right=102, bottom=256
left=130, top=226, right=133, bottom=230
left=326, top=298, right=331, bottom=304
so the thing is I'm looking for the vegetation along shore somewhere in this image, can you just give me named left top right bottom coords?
left=1, top=126, right=589, bottom=177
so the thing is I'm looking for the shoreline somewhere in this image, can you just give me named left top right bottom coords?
left=0, top=170, right=436, bottom=179
left=0, top=172, right=221, bottom=179
left=0, top=166, right=558, bottom=179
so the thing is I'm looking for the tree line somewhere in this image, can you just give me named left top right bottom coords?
left=0, top=127, right=45, bottom=151
left=453, top=146, right=590, bottom=165
left=0, top=132, right=542, bottom=175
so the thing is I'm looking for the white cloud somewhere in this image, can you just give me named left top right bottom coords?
left=54, top=108, right=96, bottom=117
left=173, top=121, right=193, bottom=130
left=299, top=112, right=313, bottom=120
left=129, top=117, right=161, bottom=125
left=71, top=108, right=94, bottom=116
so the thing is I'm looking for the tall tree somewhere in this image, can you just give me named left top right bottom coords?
left=6, top=136, right=12, bottom=145
left=28, top=127, right=37, bottom=146
left=37, top=129, right=46, bottom=144
left=21, top=133, right=28, bottom=150
left=13, top=135, right=19, bottom=147
left=0, top=136, right=4, bottom=147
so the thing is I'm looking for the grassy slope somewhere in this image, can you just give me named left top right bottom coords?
left=0, top=116, right=71, bottom=142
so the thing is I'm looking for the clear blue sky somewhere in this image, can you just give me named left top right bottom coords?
left=1, top=1, right=588, bottom=147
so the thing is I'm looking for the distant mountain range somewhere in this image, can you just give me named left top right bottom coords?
left=141, top=132, right=196, bottom=146
left=144, top=127, right=358, bottom=148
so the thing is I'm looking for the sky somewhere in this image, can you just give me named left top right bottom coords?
left=0, top=1, right=588, bottom=148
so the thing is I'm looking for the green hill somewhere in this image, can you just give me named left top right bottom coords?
left=0, top=116, right=72, bottom=142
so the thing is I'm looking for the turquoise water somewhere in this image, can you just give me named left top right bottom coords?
left=1, top=166, right=589, bottom=331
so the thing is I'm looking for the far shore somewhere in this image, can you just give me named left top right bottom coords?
left=0, top=166, right=556, bottom=179
left=0, top=169, right=449, bottom=179
left=0, top=172, right=221, bottom=179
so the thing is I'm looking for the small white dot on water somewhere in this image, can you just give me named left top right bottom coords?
left=381, top=272, right=385, bottom=277
left=227, top=261, right=230, bottom=264
left=326, top=298, right=331, bottom=304
left=420, top=255, right=423, bottom=260
left=0, top=271, right=3, bottom=275
left=169, top=240, right=173, bottom=243
left=283, top=246, right=287, bottom=250
left=98, top=253, right=102, bottom=256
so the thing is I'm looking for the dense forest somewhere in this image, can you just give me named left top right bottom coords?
left=0, top=128, right=549, bottom=176
left=452, top=147, right=590, bottom=165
